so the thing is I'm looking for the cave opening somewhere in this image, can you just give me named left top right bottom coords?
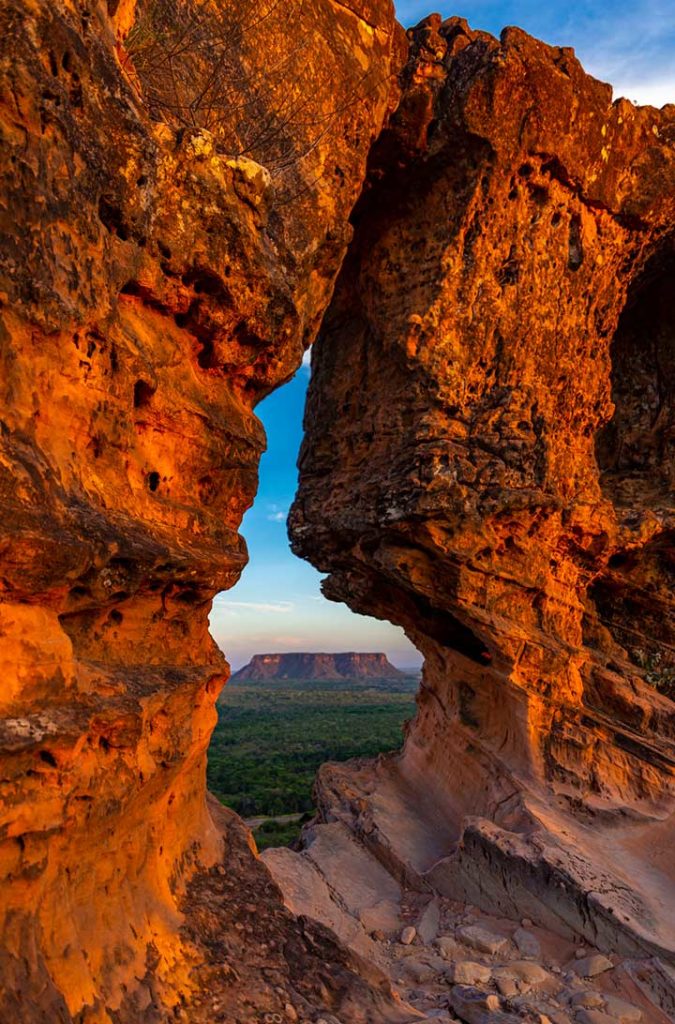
left=595, top=244, right=674, bottom=508
left=206, top=360, right=422, bottom=850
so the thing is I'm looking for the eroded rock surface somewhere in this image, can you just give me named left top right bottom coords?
left=0, top=0, right=404, bottom=1019
left=290, top=12, right=675, bottom=977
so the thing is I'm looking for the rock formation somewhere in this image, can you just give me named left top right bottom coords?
left=2, top=0, right=674, bottom=1020
left=290, top=11, right=675, bottom=975
left=0, top=0, right=408, bottom=1020
left=232, top=652, right=407, bottom=682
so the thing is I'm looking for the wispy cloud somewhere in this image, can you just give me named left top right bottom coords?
left=215, top=600, right=294, bottom=614
left=267, top=510, right=286, bottom=523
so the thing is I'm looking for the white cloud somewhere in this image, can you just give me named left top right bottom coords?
left=267, top=510, right=286, bottom=523
left=612, top=78, right=675, bottom=108
left=301, top=348, right=312, bottom=373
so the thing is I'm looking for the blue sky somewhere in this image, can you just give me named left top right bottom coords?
left=209, top=360, right=422, bottom=670
left=210, top=1, right=673, bottom=671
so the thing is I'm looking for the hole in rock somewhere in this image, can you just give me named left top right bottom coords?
left=133, top=379, right=155, bottom=408
left=98, top=196, right=130, bottom=240
left=595, top=244, right=674, bottom=507
left=182, top=269, right=229, bottom=299
left=147, top=471, right=160, bottom=492
left=206, top=363, right=422, bottom=849
left=197, top=338, right=219, bottom=370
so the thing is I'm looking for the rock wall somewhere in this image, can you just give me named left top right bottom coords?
left=0, top=1, right=407, bottom=1020
left=291, top=16, right=675, bottom=962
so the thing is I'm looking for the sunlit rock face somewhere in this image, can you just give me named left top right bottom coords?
left=291, top=16, right=675, bottom=959
left=0, top=0, right=405, bottom=1019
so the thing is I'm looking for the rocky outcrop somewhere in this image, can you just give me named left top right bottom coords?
left=0, top=0, right=406, bottom=1020
left=290, top=14, right=675, bottom=970
left=232, top=651, right=406, bottom=681
left=3, top=1, right=674, bottom=1020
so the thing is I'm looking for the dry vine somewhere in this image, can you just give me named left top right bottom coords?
left=125, top=0, right=384, bottom=198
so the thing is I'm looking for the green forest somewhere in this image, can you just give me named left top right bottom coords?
left=207, top=680, right=418, bottom=828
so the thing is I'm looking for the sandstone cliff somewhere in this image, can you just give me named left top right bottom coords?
left=232, top=652, right=406, bottom=681
left=290, top=13, right=675, bottom=967
left=0, top=0, right=407, bottom=1020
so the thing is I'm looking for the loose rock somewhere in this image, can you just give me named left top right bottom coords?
left=418, top=899, right=442, bottom=944
left=457, top=925, right=509, bottom=956
left=450, top=985, right=511, bottom=1024
left=571, top=956, right=613, bottom=979
left=513, top=928, right=541, bottom=959
left=447, top=962, right=492, bottom=986
left=576, top=1012, right=619, bottom=1024
left=437, top=936, right=462, bottom=959
left=603, top=996, right=642, bottom=1022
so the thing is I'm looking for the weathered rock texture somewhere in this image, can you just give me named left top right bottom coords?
left=232, top=651, right=406, bottom=681
left=291, top=14, right=675, bottom=966
left=0, top=0, right=407, bottom=1020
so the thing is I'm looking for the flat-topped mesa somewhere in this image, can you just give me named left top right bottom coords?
left=233, top=652, right=406, bottom=681
left=0, top=1, right=407, bottom=1020
left=290, top=16, right=675, bottom=959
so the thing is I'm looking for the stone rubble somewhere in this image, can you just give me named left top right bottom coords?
left=310, top=886, right=657, bottom=1024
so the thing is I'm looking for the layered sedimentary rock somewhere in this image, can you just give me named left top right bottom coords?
left=232, top=651, right=406, bottom=681
left=0, top=0, right=407, bottom=1020
left=291, top=15, right=675, bottom=965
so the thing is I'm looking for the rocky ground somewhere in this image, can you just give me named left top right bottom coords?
left=380, top=895, right=667, bottom=1024
left=264, top=820, right=673, bottom=1024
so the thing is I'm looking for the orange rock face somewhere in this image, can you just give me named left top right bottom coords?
left=0, top=0, right=404, bottom=1019
left=291, top=17, right=675, bottom=960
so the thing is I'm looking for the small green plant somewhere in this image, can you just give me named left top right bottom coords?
left=634, top=647, right=675, bottom=701
left=253, top=814, right=312, bottom=851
